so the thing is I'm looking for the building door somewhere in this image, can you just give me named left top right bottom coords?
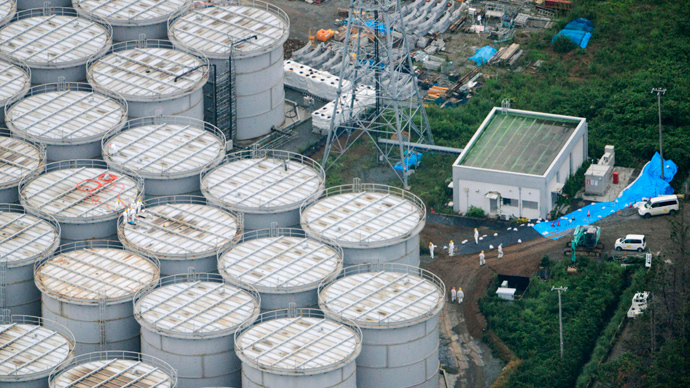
left=490, top=198, right=498, bottom=213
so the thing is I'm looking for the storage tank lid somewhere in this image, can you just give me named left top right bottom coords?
left=87, top=42, right=209, bottom=102
left=135, top=277, right=259, bottom=337
left=35, top=246, right=158, bottom=304
left=121, top=199, right=241, bottom=260
left=6, top=83, right=127, bottom=145
left=103, top=118, right=224, bottom=179
left=20, top=162, right=141, bottom=223
left=0, top=57, right=29, bottom=106
left=201, top=150, right=325, bottom=213
left=74, top=0, right=190, bottom=26
left=237, top=315, right=360, bottom=373
left=0, top=317, right=73, bottom=381
left=220, top=230, right=342, bottom=293
left=0, top=207, right=59, bottom=267
left=0, top=9, right=111, bottom=68
left=169, top=1, right=289, bottom=59
left=301, top=184, right=425, bottom=247
left=50, top=352, right=175, bottom=388
left=0, top=0, right=16, bottom=26
left=0, top=135, right=43, bottom=190
left=319, top=266, right=444, bottom=328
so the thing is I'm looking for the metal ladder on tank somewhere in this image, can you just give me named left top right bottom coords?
left=99, top=291, right=107, bottom=351
left=229, top=49, right=238, bottom=142
left=0, top=261, right=7, bottom=312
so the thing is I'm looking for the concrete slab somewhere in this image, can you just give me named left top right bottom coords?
left=580, top=167, right=638, bottom=202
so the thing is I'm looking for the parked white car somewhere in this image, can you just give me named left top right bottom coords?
left=627, top=292, right=650, bottom=318
left=615, top=234, right=646, bottom=252
left=638, top=195, right=679, bottom=218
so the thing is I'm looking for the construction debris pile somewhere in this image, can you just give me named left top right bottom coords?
left=488, top=42, right=523, bottom=66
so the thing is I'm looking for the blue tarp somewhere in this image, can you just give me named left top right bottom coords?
left=552, top=30, right=592, bottom=49
left=534, top=153, right=677, bottom=239
left=552, top=17, right=594, bottom=49
left=469, top=46, right=497, bottom=66
left=564, top=18, right=595, bottom=32
left=394, top=151, right=422, bottom=172
left=343, top=19, right=389, bottom=34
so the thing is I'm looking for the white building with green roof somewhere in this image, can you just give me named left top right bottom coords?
left=452, top=107, right=588, bottom=220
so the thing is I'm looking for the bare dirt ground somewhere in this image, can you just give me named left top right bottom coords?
left=422, top=225, right=563, bottom=337
left=420, top=209, right=678, bottom=387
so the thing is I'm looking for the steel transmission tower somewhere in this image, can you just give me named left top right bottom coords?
left=321, top=0, right=434, bottom=188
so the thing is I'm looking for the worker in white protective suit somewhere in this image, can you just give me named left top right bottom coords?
left=497, top=244, right=503, bottom=259
left=122, top=206, right=130, bottom=224
left=109, top=142, right=119, bottom=156
left=134, top=198, right=142, bottom=215
left=457, top=287, right=464, bottom=304
left=448, top=240, right=455, bottom=257
left=127, top=206, right=136, bottom=225
left=474, top=228, right=479, bottom=244
left=479, top=250, right=486, bottom=266
left=451, top=286, right=457, bottom=302
left=429, top=242, right=437, bottom=259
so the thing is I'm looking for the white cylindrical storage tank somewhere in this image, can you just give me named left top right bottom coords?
left=119, top=195, right=242, bottom=276
left=301, top=181, right=426, bottom=267
left=0, top=8, right=112, bottom=84
left=73, top=0, right=191, bottom=42
left=168, top=0, right=289, bottom=140
left=235, top=308, right=362, bottom=388
left=49, top=351, right=177, bottom=388
left=0, top=203, right=60, bottom=316
left=219, top=227, right=343, bottom=311
left=5, top=82, right=127, bottom=162
left=201, top=150, right=325, bottom=231
left=0, top=56, right=30, bottom=124
left=319, top=264, right=445, bottom=388
left=102, top=116, right=225, bottom=198
left=35, top=240, right=160, bottom=355
left=87, top=40, right=209, bottom=120
left=0, top=0, right=16, bottom=26
left=0, top=129, right=45, bottom=204
left=134, top=273, right=260, bottom=388
left=0, top=315, right=75, bottom=388
left=19, top=159, right=143, bottom=243
left=18, top=0, right=71, bottom=11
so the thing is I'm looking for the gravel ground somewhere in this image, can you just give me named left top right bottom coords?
left=265, top=0, right=349, bottom=41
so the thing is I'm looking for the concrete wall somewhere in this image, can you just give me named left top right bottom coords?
left=453, top=171, right=544, bottom=219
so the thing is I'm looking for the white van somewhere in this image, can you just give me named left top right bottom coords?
left=615, top=234, right=647, bottom=252
left=638, top=195, right=679, bottom=218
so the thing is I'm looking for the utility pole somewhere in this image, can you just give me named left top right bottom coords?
left=651, top=88, right=666, bottom=180
left=551, top=286, right=568, bottom=358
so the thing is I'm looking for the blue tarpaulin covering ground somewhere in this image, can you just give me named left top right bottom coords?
left=534, top=153, right=677, bottom=239
left=394, top=151, right=422, bottom=172
left=469, top=46, right=497, bottom=66
left=552, top=17, right=594, bottom=49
